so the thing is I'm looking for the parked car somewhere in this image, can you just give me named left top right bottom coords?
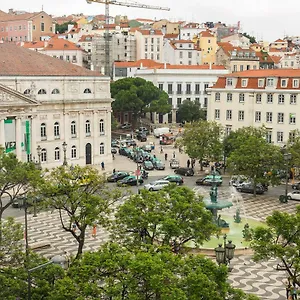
left=120, top=123, right=131, bottom=129
left=229, top=175, right=248, bottom=187
left=287, top=191, right=300, bottom=201
left=174, top=167, right=194, bottom=176
left=153, top=127, right=170, bottom=138
left=144, top=180, right=170, bottom=191
left=162, top=175, right=183, bottom=185
left=196, top=175, right=223, bottom=186
left=136, top=127, right=149, bottom=135
left=137, top=133, right=147, bottom=142
left=141, top=145, right=152, bottom=152
left=236, top=183, right=265, bottom=195
left=292, top=182, right=300, bottom=190
left=169, top=158, right=180, bottom=169
left=143, top=160, right=154, bottom=170
left=154, top=160, right=165, bottom=170
left=125, top=139, right=137, bottom=147
left=119, top=147, right=131, bottom=156
left=107, top=171, right=130, bottom=182
left=117, top=175, right=144, bottom=186
left=111, top=140, right=119, bottom=148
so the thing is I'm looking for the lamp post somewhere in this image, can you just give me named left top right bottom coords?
left=62, top=142, right=67, bottom=166
left=214, top=234, right=236, bottom=270
left=36, top=145, right=41, bottom=169
left=284, top=152, right=292, bottom=201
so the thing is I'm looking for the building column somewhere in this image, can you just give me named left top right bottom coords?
left=0, top=118, right=5, bottom=148
left=15, top=117, right=22, bottom=160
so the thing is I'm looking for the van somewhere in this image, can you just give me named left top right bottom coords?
left=153, top=127, right=170, bottom=138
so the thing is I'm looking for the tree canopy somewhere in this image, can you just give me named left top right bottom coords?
left=176, top=100, right=206, bottom=123
left=242, top=32, right=257, bottom=44
left=55, top=22, right=76, bottom=34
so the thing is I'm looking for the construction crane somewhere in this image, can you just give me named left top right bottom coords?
left=86, top=0, right=170, bottom=77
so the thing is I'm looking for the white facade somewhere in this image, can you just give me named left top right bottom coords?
left=42, top=48, right=83, bottom=67
left=179, top=25, right=205, bottom=40
left=0, top=76, right=112, bottom=169
left=221, top=33, right=250, bottom=49
left=279, top=54, right=300, bottom=69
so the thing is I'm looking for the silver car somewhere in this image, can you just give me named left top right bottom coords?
left=144, top=180, right=170, bottom=191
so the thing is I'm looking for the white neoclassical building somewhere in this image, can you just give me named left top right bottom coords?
left=0, top=43, right=112, bottom=168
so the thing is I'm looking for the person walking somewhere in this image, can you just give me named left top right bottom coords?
left=101, top=161, right=105, bottom=170
left=160, top=146, right=164, bottom=153
left=284, top=278, right=292, bottom=300
left=165, top=153, right=168, bottom=161
left=173, top=151, right=176, bottom=159
left=72, top=222, right=77, bottom=233
left=113, top=168, right=116, bottom=174
left=187, top=159, right=191, bottom=168
left=191, top=158, right=195, bottom=169
left=92, top=224, right=97, bottom=238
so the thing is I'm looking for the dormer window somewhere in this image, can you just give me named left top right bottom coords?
left=258, top=79, right=264, bottom=87
left=267, top=78, right=274, bottom=87
left=293, top=79, right=299, bottom=88
left=241, top=79, right=248, bottom=87
left=226, top=78, right=233, bottom=86
left=281, top=79, right=288, bottom=88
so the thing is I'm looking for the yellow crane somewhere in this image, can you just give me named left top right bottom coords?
left=86, top=0, right=170, bottom=77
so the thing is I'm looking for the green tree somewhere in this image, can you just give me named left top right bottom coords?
left=227, top=127, right=283, bottom=195
left=177, top=100, right=206, bottom=123
left=286, top=129, right=300, bottom=168
left=55, top=22, right=76, bottom=34
left=182, top=120, right=223, bottom=170
left=111, top=77, right=171, bottom=126
left=40, top=165, right=122, bottom=259
left=110, top=186, right=218, bottom=253
left=250, top=206, right=300, bottom=288
left=242, top=32, right=257, bottom=44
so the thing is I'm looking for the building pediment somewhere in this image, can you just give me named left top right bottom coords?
left=0, top=83, right=39, bottom=107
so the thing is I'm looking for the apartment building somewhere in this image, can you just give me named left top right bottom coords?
left=197, top=30, right=218, bottom=64
left=207, top=69, right=300, bottom=144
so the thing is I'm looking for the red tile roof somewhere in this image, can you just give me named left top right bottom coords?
left=44, top=38, right=81, bottom=51
left=200, top=30, right=214, bottom=38
left=270, top=56, right=282, bottom=64
left=78, top=35, right=94, bottom=42
left=226, top=69, right=300, bottom=78
left=0, top=43, right=101, bottom=76
left=164, top=33, right=179, bottom=39
left=274, top=39, right=286, bottom=43
left=136, top=29, right=163, bottom=36
left=0, top=11, right=44, bottom=22
left=114, top=59, right=163, bottom=68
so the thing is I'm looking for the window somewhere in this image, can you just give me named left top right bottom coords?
left=54, top=147, right=60, bottom=161
left=266, top=131, right=272, bottom=143
left=85, top=120, right=91, bottom=136
left=71, top=121, right=76, bottom=137
left=71, top=145, right=77, bottom=158
left=238, top=110, right=245, bottom=121
left=293, top=79, right=299, bottom=88
left=41, top=123, right=46, bottom=140
left=176, top=83, right=182, bottom=94
left=204, top=83, right=209, bottom=94
left=100, top=143, right=104, bottom=155
left=226, top=110, right=232, bottom=120
left=289, top=131, right=296, bottom=142
left=225, top=126, right=232, bottom=136
left=38, top=89, right=47, bottom=94
left=240, top=65, right=244, bottom=72
left=54, top=122, right=60, bottom=138
left=177, top=98, right=182, bottom=105
left=277, top=131, right=284, bottom=143
left=256, top=94, right=262, bottom=103
left=168, top=98, right=172, bottom=105
left=255, top=111, right=261, bottom=122
left=41, top=148, right=47, bottom=162
left=99, top=119, right=104, bottom=134
left=281, top=79, right=287, bottom=87
left=41, top=22, right=45, bottom=32
left=290, top=113, right=296, bottom=124
left=168, top=83, right=173, bottom=94
left=267, top=78, right=274, bottom=86
left=233, top=65, right=237, bottom=72
left=204, top=98, right=208, bottom=108
left=266, top=112, right=273, bottom=123
left=258, top=79, right=264, bottom=87
left=227, top=93, right=232, bottom=102
left=84, top=88, right=92, bottom=94
left=24, top=89, right=31, bottom=95
left=215, top=92, right=220, bottom=101
left=278, top=94, right=285, bottom=104
left=179, top=51, right=183, bottom=58
left=239, top=93, right=245, bottom=103
left=226, top=78, right=233, bottom=86
left=195, top=98, right=200, bottom=104
left=277, top=113, right=284, bottom=123
left=267, top=94, right=273, bottom=103
left=290, top=94, right=297, bottom=104
left=195, top=84, right=200, bottom=94
left=186, top=83, right=191, bottom=94
left=188, top=52, right=192, bottom=59
left=241, top=79, right=247, bottom=87
left=215, top=109, right=220, bottom=120
left=51, top=88, right=60, bottom=94
left=158, top=83, right=163, bottom=91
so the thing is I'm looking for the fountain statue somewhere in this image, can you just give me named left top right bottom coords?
left=234, top=208, right=242, bottom=223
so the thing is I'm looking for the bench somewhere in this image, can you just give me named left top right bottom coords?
left=29, top=241, right=51, bottom=251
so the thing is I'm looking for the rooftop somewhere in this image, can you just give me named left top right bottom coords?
left=225, top=69, right=300, bottom=78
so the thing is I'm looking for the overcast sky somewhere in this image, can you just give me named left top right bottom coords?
left=2, top=0, right=298, bottom=41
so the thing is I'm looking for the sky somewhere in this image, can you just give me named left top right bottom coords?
left=2, top=0, right=299, bottom=41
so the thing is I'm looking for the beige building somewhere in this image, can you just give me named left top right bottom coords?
left=197, top=30, right=218, bottom=64
left=207, top=69, right=300, bottom=144
left=220, top=33, right=250, bottom=49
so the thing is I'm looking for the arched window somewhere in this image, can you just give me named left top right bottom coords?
left=40, top=123, right=47, bottom=140
left=83, top=88, right=92, bottom=94
left=41, top=148, right=47, bottom=162
left=99, top=119, right=104, bottom=134
left=24, top=89, right=31, bottom=95
left=71, top=121, right=76, bottom=137
left=38, top=89, right=47, bottom=94
left=85, top=120, right=91, bottom=136
left=54, top=122, right=60, bottom=138
left=51, top=88, right=60, bottom=94
left=54, top=147, right=60, bottom=161
left=99, top=143, right=104, bottom=155
left=71, top=145, right=77, bottom=158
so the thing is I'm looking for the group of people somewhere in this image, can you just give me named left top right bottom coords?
left=284, top=278, right=298, bottom=299
left=186, top=158, right=196, bottom=169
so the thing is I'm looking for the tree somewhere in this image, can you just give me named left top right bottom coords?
left=49, top=243, right=258, bottom=300
left=176, top=100, right=206, bottom=123
left=226, top=127, right=283, bottom=195
left=55, top=22, right=76, bottom=34
left=250, top=206, right=300, bottom=288
left=286, top=129, right=300, bottom=168
left=40, top=165, right=122, bottom=259
left=0, top=149, right=42, bottom=242
left=111, top=77, right=171, bottom=126
left=242, top=32, right=256, bottom=44
left=182, top=121, right=223, bottom=170
left=110, top=186, right=218, bottom=253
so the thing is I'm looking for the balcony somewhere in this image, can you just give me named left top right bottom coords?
left=168, top=91, right=174, bottom=95
left=186, top=91, right=191, bottom=95
left=176, top=90, right=182, bottom=95
left=41, top=135, right=47, bottom=141
left=195, top=90, right=200, bottom=95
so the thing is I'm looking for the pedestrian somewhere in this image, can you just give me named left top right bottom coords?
left=92, top=224, right=97, bottom=238
left=101, top=161, right=105, bottom=170
left=72, top=222, right=77, bottom=233
left=284, top=278, right=291, bottom=300
left=165, top=153, right=168, bottom=161
left=191, top=158, right=195, bottom=169
left=179, top=146, right=183, bottom=153
left=173, top=151, right=176, bottom=159
left=291, top=284, right=298, bottom=300
left=160, top=146, right=163, bottom=153
left=154, top=154, right=156, bottom=159
left=113, top=168, right=116, bottom=174
left=187, top=159, right=191, bottom=168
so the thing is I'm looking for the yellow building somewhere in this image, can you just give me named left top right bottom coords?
left=198, top=30, right=217, bottom=64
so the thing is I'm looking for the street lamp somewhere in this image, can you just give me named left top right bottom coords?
left=214, top=234, right=236, bottom=270
left=62, top=142, right=67, bottom=166
left=284, top=152, right=292, bottom=201
left=36, top=145, right=41, bottom=169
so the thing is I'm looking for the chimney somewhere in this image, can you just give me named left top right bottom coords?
left=209, top=62, right=212, bottom=69
left=8, top=8, right=14, bottom=14
left=164, top=62, right=167, bottom=69
left=140, top=62, right=143, bottom=68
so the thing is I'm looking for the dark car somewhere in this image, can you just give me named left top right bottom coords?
left=143, top=160, right=154, bottom=170
left=162, top=175, right=183, bottom=185
left=236, top=183, right=265, bottom=195
left=107, top=171, right=130, bottom=182
left=196, top=175, right=223, bottom=186
left=136, top=127, right=149, bottom=135
left=292, top=182, right=300, bottom=190
left=119, top=123, right=131, bottom=129
left=154, top=160, right=165, bottom=170
left=137, top=133, right=147, bottom=142
left=119, top=147, right=131, bottom=156
left=125, top=139, right=137, bottom=147
left=117, top=175, right=144, bottom=186
left=174, top=167, right=194, bottom=176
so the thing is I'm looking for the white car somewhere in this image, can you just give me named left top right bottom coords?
left=144, top=180, right=170, bottom=191
left=287, top=191, right=300, bottom=201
